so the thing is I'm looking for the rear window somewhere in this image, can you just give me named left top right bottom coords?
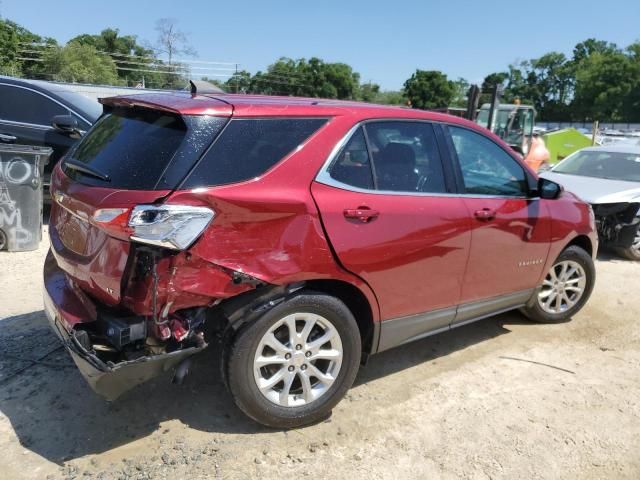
left=182, top=118, right=328, bottom=188
left=64, top=108, right=226, bottom=189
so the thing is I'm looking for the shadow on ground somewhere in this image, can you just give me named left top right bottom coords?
left=0, top=308, right=528, bottom=463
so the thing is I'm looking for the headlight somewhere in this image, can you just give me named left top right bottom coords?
left=129, top=204, right=215, bottom=250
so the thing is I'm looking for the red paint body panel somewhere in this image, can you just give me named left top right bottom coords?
left=459, top=198, right=552, bottom=302
left=310, top=183, right=472, bottom=320
left=537, top=191, right=598, bottom=283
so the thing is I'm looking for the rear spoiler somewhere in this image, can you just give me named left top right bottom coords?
left=99, top=93, right=233, bottom=117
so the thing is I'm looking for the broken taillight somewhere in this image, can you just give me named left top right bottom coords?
left=128, top=204, right=215, bottom=250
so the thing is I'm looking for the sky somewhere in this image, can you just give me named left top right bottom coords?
left=1, top=0, right=639, bottom=90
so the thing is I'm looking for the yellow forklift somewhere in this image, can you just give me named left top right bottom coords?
left=466, top=84, right=536, bottom=156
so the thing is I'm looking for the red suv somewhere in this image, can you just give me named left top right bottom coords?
left=44, top=89, right=597, bottom=428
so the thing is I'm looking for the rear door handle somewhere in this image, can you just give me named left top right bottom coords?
left=0, top=133, right=17, bottom=143
left=344, top=207, right=380, bottom=223
left=474, top=208, right=496, bottom=221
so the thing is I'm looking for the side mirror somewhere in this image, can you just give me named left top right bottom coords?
left=51, top=115, right=80, bottom=137
left=538, top=177, right=563, bottom=200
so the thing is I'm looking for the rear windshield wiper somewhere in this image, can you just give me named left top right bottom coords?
left=63, top=159, right=111, bottom=182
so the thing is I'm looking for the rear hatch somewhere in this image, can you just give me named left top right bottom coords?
left=49, top=97, right=230, bottom=305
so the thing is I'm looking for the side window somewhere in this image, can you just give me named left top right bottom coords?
left=328, top=127, right=374, bottom=189
left=183, top=118, right=327, bottom=188
left=449, top=126, right=528, bottom=196
left=365, top=121, right=446, bottom=193
left=0, top=85, right=68, bottom=125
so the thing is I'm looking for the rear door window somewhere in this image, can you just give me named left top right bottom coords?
left=365, top=121, right=447, bottom=193
left=64, top=108, right=226, bottom=190
left=0, top=84, right=68, bottom=125
left=183, top=118, right=327, bottom=188
left=328, top=127, right=374, bottom=189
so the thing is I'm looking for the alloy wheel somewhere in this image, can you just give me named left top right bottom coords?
left=538, top=260, right=587, bottom=314
left=253, top=313, right=343, bottom=407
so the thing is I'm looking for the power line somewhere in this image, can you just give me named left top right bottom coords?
left=18, top=42, right=239, bottom=66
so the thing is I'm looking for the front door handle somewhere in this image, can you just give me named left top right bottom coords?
left=0, top=133, right=17, bottom=143
left=474, top=208, right=496, bottom=221
left=344, top=207, right=380, bottom=223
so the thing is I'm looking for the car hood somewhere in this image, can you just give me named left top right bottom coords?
left=540, top=171, right=640, bottom=204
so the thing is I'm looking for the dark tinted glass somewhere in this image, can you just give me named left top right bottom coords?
left=184, top=118, right=327, bottom=188
left=366, top=121, right=446, bottom=193
left=450, top=126, right=528, bottom=196
left=328, top=128, right=374, bottom=189
left=0, top=84, right=68, bottom=125
left=65, top=108, right=187, bottom=189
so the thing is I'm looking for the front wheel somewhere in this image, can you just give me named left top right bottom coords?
left=226, top=291, right=361, bottom=428
left=522, top=245, right=595, bottom=323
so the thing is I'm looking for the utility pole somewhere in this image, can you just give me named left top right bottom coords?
left=235, top=63, right=239, bottom=93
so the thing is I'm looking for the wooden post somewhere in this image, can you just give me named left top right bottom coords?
left=591, top=120, right=599, bottom=146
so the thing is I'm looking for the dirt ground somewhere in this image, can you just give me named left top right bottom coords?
left=1, top=224, right=639, bottom=480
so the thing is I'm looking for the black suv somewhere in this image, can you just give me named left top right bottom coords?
left=0, top=76, right=102, bottom=195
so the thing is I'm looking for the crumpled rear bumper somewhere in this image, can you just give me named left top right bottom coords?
left=43, top=250, right=206, bottom=401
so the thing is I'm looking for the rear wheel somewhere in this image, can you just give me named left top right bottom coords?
left=226, top=291, right=361, bottom=428
left=523, top=245, right=595, bottom=323
left=616, top=225, right=640, bottom=261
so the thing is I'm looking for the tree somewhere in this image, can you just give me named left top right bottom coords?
left=0, top=18, right=57, bottom=77
left=154, top=18, right=196, bottom=66
left=70, top=28, right=162, bottom=87
left=358, top=82, right=380, bottom=102
left=43, top=42, right=119, bottom=84
left=572, top=50, right=636, bottom=121
left=450, top=77, right=470, bottom=107
left=374, top=90, right=405, bottom=106
left=403, top=70, right=455, bottom=109
left=248, top=57, right=361, bottom=99
left=0, top=18, right=20, bottom=74
left=224, top=70, right=251, bottom=93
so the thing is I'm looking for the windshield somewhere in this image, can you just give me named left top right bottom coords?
left=553, top=150, right=640, bottom=182
left=476, top=107, right=533, bottom=146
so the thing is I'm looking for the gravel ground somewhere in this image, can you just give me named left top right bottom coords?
left=0, top=226, right=639, bottom=480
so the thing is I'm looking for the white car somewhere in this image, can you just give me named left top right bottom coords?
left=541, top=143, right=640, bottom=260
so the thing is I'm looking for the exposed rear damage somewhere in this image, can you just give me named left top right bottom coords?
left=44, top=241, right=306, bottom=400
left=43, top=245, right=259, bottom=400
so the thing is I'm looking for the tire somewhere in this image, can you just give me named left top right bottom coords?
left=226, top=290, right=361, bottom=428
left=616, top=225, right=640, bottom=261
left=522, top=245, right=595, bottom=324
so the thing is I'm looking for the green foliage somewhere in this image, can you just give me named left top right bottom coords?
left=42, top=42, right=120, bottom=85
left=224, top=70, right=252, bottom=93
left=504, top=38, right=640, bottom=121
left=247, top=57, right=361, bottom=99
left=451, top=77, right=470, bottom=107
left=2, top=15, right=639, bottom=121
left=0, top=18, right=57, bottom=76
left=403, top=70, right=455, bottom=109
left=69, top=28, right=175, bottom=88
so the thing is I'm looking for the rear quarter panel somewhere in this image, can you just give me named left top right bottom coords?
left=166, top=115, right=381, bottom=321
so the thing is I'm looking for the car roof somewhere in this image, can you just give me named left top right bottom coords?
left=100, top=91, right=481, bottom=127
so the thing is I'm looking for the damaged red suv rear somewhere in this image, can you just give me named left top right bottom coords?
left=44, top=89, right=597, bottom=428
